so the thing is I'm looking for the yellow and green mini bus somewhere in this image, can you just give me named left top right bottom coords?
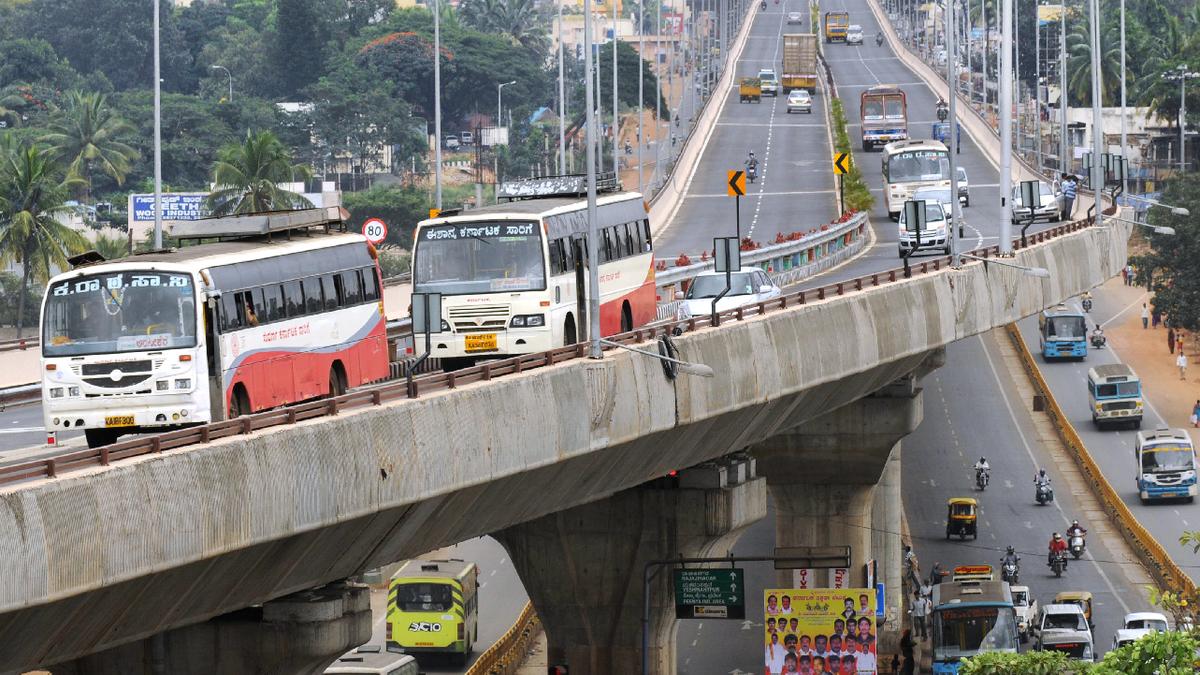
left=385, top=559, right=479, bottom=664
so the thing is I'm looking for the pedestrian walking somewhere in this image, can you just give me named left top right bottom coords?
left=1170, top=328, right=1177, bottom=354
left=1153, top=308, right=1162, bottom=329
left=1192, top=400, right=1200, bottom=428
left=1126, top=265, right=1135, bottom=286
left=1121, top=266, right=1129, bottom=285
left=1142, top=303, right=1150, bottom=329
left=1178, top=335, right=1186, bottom=354
left=1179, top=352, right=1189, bottom=380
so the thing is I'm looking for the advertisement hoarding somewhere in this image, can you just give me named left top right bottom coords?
left=763, top=588, right=877, bottom=674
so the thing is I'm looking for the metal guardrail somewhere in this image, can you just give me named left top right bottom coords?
left=1004, top=323, right=1196, bottom=596
left=0, top=384, right=40, bottom=408
left=0, top=218, right=1095, bottom=487
left=465, top=601, right=541, bottom=675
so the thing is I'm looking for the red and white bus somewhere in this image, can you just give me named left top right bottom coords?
left=411, top=176, right=656, bottom=369
left=40, top=208, right=389, bottom=448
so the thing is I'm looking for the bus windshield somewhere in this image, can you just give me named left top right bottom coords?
left=1044, top=316, right=1087, bottom=340
left=932, top=606, right=1018, bottom=662
left=42, top=270, right=197, bottom=357
left=1094, top=381, right=1140, bottom=398
left=1141, top=445, right=1195, bottom=472
left=395, top=582, right=455, bottom=612
left=886, top=150, right=950, bottom=183
left=414, top=221, right=545, bottom=295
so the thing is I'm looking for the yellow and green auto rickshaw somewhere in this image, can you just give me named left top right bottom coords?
left=946, top=497, right=978, bottom=540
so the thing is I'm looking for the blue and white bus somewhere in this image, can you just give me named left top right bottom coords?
left=1087, top=363, right=1143, bottom=429
left=931, top=580, right=1020, bottom=674
left=1135, top=428, right=1197, bottom=504
left=1039, top=304, right=1088, bottom=360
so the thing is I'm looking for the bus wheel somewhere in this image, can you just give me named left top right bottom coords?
left=328, top=364, right=347, bottom=397
left=230, top=385, right=251, bottom=418
left=564, top=315, right=577, bottom=346
left=85, top=429, right=119, bottom=449
left=620, top=303, right=633, bottom=333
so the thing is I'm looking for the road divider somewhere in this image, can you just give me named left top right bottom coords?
left=465, top=601, right=541, bottom=675
left=1004, top=323, right=1196, bottom=596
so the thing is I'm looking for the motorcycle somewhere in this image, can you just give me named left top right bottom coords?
left=1082, top=297, right=1093, bottom=312
left=1050, top=551, right=1067, bottom=578
left=976, top=468, right=990, bottom=491
left=1001, top=560, right=1020, bottom=584
left=1036, top=480, right=1054, bottom=505
left=1090, top=330, right=1107, bottom=348
left=760, top=0, right=766, bottom=9
left=936, top=101, right=949, bottom=122
left=876, top=33, right=884, bottom=46
left=747, top=164, right=758, bottom=183
left=1069, top=534, right=1086, bottom=559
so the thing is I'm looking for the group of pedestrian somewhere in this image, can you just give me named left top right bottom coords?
left=1122, top=264, right=1137, bottom=287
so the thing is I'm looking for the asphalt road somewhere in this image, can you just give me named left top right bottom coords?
left=1016, top=292, right=1200, bottom=585
left=656, top=5, right=839, bottom=259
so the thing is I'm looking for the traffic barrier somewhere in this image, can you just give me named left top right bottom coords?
left=465, top=601, right=541, bottom=675
left=0, top=217, right=1095, bottom=487
left=1004, top=323, right=1196, bottom=596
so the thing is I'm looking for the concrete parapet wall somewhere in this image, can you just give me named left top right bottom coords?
left=0, top=222, right=1130, bottom=672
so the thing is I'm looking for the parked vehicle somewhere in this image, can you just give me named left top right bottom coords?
left=444, top=135, right=460, bottom=149
left=1011, top=180, right=1065, bottom=223
left=460, top=131, right=474, bottom=145
left=781, top=34, right=818, bottom=93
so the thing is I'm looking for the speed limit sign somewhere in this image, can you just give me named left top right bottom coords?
left=362, top=218, right=387, bottom=245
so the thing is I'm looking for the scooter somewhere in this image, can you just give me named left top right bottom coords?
left=1069, top=534, right=1086, bottom=559
left=1050, top=551, right=1067, bottom=578
left=1001, top=560, right=1020, bottom=584
left=976, top=468, right=990, bottom=491
left=1036, top=480, right=1054, bottom=505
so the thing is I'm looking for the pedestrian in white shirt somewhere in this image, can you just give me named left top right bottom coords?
left=1179, top=352, right=1189, bottom=381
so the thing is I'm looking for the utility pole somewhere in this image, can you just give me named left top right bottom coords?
left=638, top=0, right=645, bottom=194
left=434, top=0, right=443, bottom=210
left=1060, top=3, right=1068, bottom=172
left=999, top=0, right=1014, bottom=253
left=1163, top=66, right=1200, bottom=172
left=948, top=0, right=963, bottom=266
left=559, top=0, right=567, bottom=174
left=1088, top=0, right=1104, bottom=225
left=585, top=0, right=602, bottom=358
left=1035, top=1, right=1041, bottom=170
left=152, top=0, right=162, bottom=250
left=1120, top=0, right=1127, bottom=193
left=613, top=0, right=619, bottom=174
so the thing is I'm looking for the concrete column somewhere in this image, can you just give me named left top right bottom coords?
left=494, top=462, right=766, bottom=675
left=54, top=582, right=371, bottom=675
left=751, top=387, right=922, bottom=650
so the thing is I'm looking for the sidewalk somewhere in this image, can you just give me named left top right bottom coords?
left=1100, top=275, right=1200, bottom=434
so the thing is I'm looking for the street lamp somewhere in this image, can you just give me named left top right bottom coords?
left=959, top=253, right=1052, bottom=277
left=1120, top=193, right=1190, bottom=216
left=152, top=0, right=163, bottom=250
left=210, top=65, right=233, bottom=102
left=1162, top=65, right=1200, bottom=172
left=434, top=0, right=443, bottom=210
left=998, top=0, right=1015, bottom=254
left=1107, top=216, right=1177, bottom=236
left=599, top=339, right=715, bottom=377
left=497, top=80, right=517, bottom=137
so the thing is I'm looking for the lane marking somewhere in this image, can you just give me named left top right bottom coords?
left=716, top=122, right=826, bottom=127
left=0, top=427, right=43, bottom=435
left=689, top=189, right=835, bottom=198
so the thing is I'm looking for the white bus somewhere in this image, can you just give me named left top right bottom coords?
left=411, top=175, right=656, bottom=369
left=1087, top=363, right=1143, bottom=429
left=881, top=139, right=952, bottom=219
left=40, top=208, right=390, bottom=448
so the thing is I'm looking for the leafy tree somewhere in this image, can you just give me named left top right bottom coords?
left=115, top=91, right=238, bottom=190
left=205, top=130, right=313, bottom=216
left=0, top=38, right=83, bottom=90
left=272, top=0, right=329, bottom=97
left=40, top=91, right=139, bottom=197
left=196, top=20, right=278, bottom=101
left=595, top=40, right=669, bottom=116
left=1093, top=629, right=1199, bottom=674
left=1129, top=172, right=1200, bottom=331
left=342, top=184, right=429, bottom=247
left=0, top=138, right=88, bottom=338
left=0, top=271, right=41, bottom=330
left=458, top=0, right=550, bottom=56
left=958, top=649, right=1083, bottom=674
left=92, top=232, right=131, bottom=260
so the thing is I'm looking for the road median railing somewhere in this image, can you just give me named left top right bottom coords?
left=0, top=218, right=1095, bottom=488
left=465, top=601, right=541, bottom=675
left=1004, top=323, right=1196, bottom=596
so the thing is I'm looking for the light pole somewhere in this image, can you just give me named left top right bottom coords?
left=1163, top=65, right=1199, bottom=172
left=998, top=0, right=1014, bottom=254
left=1120, top=0, right=1127, bottom=193
left=152, top=0, right=163, bottom=250
left=434, top=0, right=443, bottom=210
left=498, top=80, right=517, bottom=140
left=638, top=0, right=644, bottom=194
left=558, top=0, right=567, bottom=174
left=1059, top=3, right=1067, bottom=172
left=612, top=0, right=619, bottom=177
left=947, top=0, right=963, bottom=266
left=584, top=0, right=602, bottom=359
left=1088, top=0, right=1103, bottom=226
left=210, top=65, right=233, bottom=102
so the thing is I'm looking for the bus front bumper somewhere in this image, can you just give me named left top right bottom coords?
left=1140, top=483, right=1197, bottom=500
left=44, top=397, right=208, bottom=433
left=428, top=330, right=557, bottom=360
left=1043, top=341, right=1087, bottom=358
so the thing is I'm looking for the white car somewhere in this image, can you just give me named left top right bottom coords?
left=1035, top=604, right=1095, bottom=662
left=846, top=24, right=864, bottom=44
left=678, top=267, right=782, bottom=316
left=912, top=186, right=963, bottom=237
left=787, top=11, right=803, bottom=23
left=1011, top=180, right=1065, bottom=223
left=786, top=89, right=812, bottom=114
left=1122, top=611, right=1169, bottom=632
left=1113, top=628, right=1152, bottom=651
left=956, top=165, right=970, bottom=207
left=898, top=199, right=950, bottom=256
left=757, top=69, right=779, bottom=96
left=1010, top=585, right=1038, bottom=642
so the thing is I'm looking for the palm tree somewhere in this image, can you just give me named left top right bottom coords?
left=0, top=139, right=88, bottom=339
left=40, top=91, right=139, bottom=199
left=1066, top=20, right=1123, bottom=107
left=93, top=232, right=130, bottom=260
left=205, top=131, right=313, bottom=216
left=459, top=0, right=550, bottom=55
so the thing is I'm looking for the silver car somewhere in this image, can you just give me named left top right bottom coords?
left=679, top=267, right=782, bottom=316
left=786, top=89, right=812, bottom=114
left=956, top=166, right=970, bottom=207
left=787, top=11, right=803, bottom=23
left=846, top=24, right=864, bottom=44
left=898, top=200, right=950, bottom=256
left=1011, top=180, right=1064, bottom=223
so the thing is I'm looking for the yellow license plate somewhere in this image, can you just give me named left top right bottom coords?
left=105, top=415, right=135, bottom=427
left=464, top=333, right=498, bottom=352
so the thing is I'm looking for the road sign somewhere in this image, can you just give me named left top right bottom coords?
left=362, top=218, right=387, bottom=245
left=833, top=152, right=852, bottom=175
left=673, top=568, right=745, bottom=619
left=727, top=170, right=746, bottom=197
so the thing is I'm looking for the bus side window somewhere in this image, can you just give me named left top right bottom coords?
left=219, top=294, right=240, bottom=332
left=262, top=285, right=284, bottom=323
left=302, top=277, right=323, bottom=314
left=613, top=225, right=626, bottom=259
left=362, top=268, right=380, bottom=302
left=238, top=290, right=261, bottom=326
left=643, top=219, right=652, bottom=250
left=624, top=223, right=636, bottom=257
left=601, top=228, right=613, bottom=262
left=320, top=275, right=338, bottom=311
left=341, top=270, right=363, bottom=305
left=283, top=280, right=304, bottom=317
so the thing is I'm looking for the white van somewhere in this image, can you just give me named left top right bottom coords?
left=326, top=645, right=421, bottom=675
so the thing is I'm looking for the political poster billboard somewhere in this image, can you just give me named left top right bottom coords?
left=762, top=588, right=877, bottom=675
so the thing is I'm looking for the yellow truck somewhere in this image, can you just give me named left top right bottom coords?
left=739, top=77, right=762, bottom=103
left=823, top=11, right=849, bottom=42
left=781, top=34, right=818, bottom=93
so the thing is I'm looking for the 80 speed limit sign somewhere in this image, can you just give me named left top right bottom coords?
left=362, top=218, right=387, bottom=245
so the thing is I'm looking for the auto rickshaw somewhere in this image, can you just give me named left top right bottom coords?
left=1055, top=591, right=1095, bottom=629
left=946, top=497, right=978, bottom=540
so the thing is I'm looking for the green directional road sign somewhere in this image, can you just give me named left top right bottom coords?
left=673, top=568, right=746, bottom=619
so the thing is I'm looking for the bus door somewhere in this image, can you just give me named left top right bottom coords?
left=204, top=294, right=226, bottom=421
left=572, top=235, right=588, bottom=343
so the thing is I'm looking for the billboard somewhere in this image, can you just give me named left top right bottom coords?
left=128, top=192, right=209, bottom=225
left=763, top=588, right=877, bottom=675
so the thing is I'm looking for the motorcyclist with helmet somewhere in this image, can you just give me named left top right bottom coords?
left=1001, top=546, right=1020, bottom=581
left=1048, top=532, right=1068, bottom=566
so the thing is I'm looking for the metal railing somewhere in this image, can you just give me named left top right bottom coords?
left=1005, top=323, right=1196, bottom=596
left=465, top=601, right=542, bottom=675
left=0, top=217, right=1097, bottom=488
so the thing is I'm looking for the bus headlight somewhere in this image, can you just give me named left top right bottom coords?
left=510, top=314, right=545, bottom=328
left=156, top=380, right=169, bottom=391
left=68, top=386, right=80, bottom=397
left=1094, top=403, right=1103, bottom=411
left=1143, top=473, right=1156, bottom=484
left=50, top=387, right=64, bottom=399
left=175, top=379, right=191, bottom=390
